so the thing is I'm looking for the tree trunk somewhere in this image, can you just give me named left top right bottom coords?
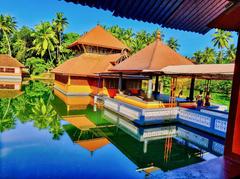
left=4, top=31, right=11, bottom=56
left=48, top=48, right=52, bottom=62
left=55, top=31, right=62, bottom=65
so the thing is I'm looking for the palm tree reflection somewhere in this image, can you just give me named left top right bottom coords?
left=0, top=81, right=64, bottom=140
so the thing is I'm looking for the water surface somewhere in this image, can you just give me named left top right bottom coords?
left=0, top=81, right=224, bottom=179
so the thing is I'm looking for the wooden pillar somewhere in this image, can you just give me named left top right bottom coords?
left=103, top=78, right=106, bottom=88
left=154, top=75, right=159, bottom=93
left=189, top=77, right=195, bottom=101
left=67, top=75, right=71, bottom=85
left=225, top=32, right=240, bottom=158
left=147, top=76, right=153, bottom=99
left=118, top=73, right=122, bottom=92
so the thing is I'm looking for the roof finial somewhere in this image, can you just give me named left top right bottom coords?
left=156, top=30, right=161, bottom=40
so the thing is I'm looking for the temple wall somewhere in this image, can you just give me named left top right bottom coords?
left=0, top=67, right=22, bottom=75
left=54, top=74, right=118, bottom=97
left=0, top=81, right=21, bottom=90
left=0, top=67, right=22, bottom=82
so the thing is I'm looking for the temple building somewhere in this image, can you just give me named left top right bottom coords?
left=106, top=32, right=193, bottom=108
left=0, top=54, right=24, bottom=90
left=52, top=25, right=142, bottom=97
left=0, top=54, right=24, bottom=81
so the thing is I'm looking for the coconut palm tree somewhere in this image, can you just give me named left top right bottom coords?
left=202, top=47, right=216, bottom=64
left=53, top=12, right=68, bottom=64
left=225, top=44, right=236, bottom=63
left=12, top=26, right=33, bottom=62
left=30, top=22, right=58, bottom=61
left=0, top=15, right=17, bottom=56
left=212, top=29, right=232, bottom=63
left=121, top=28, right=134, bottom=48
left=107, top=25, right=122, bottom=40
left=193, top=50, right=203, bottom=64
left=167, top=37, right=180, bottom=51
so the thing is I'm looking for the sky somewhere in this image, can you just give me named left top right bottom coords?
left=0, top=0, right=238, bottom=57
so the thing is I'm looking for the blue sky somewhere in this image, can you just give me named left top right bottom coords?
left=0, top=0, right=237, bottom=57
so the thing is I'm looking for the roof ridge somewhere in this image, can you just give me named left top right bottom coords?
left=146, top=39, right=160, bottom=70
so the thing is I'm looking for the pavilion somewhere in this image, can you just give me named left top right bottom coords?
left=110, top=31, right=193, bottom=99
left=63, top=119, right=110, bottom=155
left=52, top=25, right=143, bottom=97
left=0, top=54, right=24, bottom=85
left=62, top=0, right=240, bottom=177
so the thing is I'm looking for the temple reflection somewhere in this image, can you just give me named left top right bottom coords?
left=0, top=81, right=22, bottom=98
left=53, top=92, right=225, bottom=175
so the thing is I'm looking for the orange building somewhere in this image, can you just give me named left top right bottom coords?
left=0, top=54, right=24, bottom=81
left=0, top=54, right=24, bottom=90
left=52, top=25, right=141, bottom=97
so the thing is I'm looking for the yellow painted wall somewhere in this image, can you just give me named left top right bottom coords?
left=54, top=79, right=111, bottom=97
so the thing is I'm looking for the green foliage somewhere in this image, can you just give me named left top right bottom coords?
left=52, top=12, right=69, bottom=64
left=166, top=37, right=180, bottom=51
left=194, top=80, right=232, bottom=95
left=30, top=22, right=58, bottom=60
left=0, top=14, right=17, bottom=56
left=0, top=81, right=64, bottom=139
left=212, top=29, right=232, bottom=49
left=25, top=57, right=49, bottom=75
left=0, top=36, right=8, bottom=54
left=0, top=98, right=15, bottom=132
left=104, top=25, right=163, bottom=54
left=63, top=32, right=80, bottom=45
left=11, top=26, right=34, bottom=62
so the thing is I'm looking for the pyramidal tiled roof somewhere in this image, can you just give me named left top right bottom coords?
left=52, top=53, right=122, bottom=76
left=76, top=138, right=110, bottom=152
left=110, top=33, right=193, bottom=72
left=68, top=25, right=130, bottom=51
left=0, top=54, right=24, bottom=68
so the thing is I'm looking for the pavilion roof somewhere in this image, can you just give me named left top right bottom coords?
left=68, top=25, right=130, bottom=51
left=0, top=54, right=24, bottom=68
left=63, top=0, right=237, bottom=34
left=146, top=64, right=235, bottom=80
left=52, top=53, right=123, bottom=76
left=63, top=115, right=96, bottom=130
left=75, top=138, right=110, bottom=152
left=110, top=34, right=193, bottom=73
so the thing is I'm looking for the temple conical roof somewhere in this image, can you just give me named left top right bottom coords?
left=68, top=25, right=130, bottom=51
left=110, top=34, right=192, bottom=72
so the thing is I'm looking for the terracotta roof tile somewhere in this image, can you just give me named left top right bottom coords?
left=68, top=25, right=130, bottom=51
left=110, top=38, right=193, bottom=72
left=0, top=54, right=24, bottom=68
left=52, top=53, right=123, bottom=76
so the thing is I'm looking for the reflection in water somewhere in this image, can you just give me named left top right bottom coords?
left=0, top=81, right=64, bottom=139
left=0, top=81, right=23, bottom=132
left=0, top=81, right=225, bottom=178
left=53, top=89, right=224, bottom=174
